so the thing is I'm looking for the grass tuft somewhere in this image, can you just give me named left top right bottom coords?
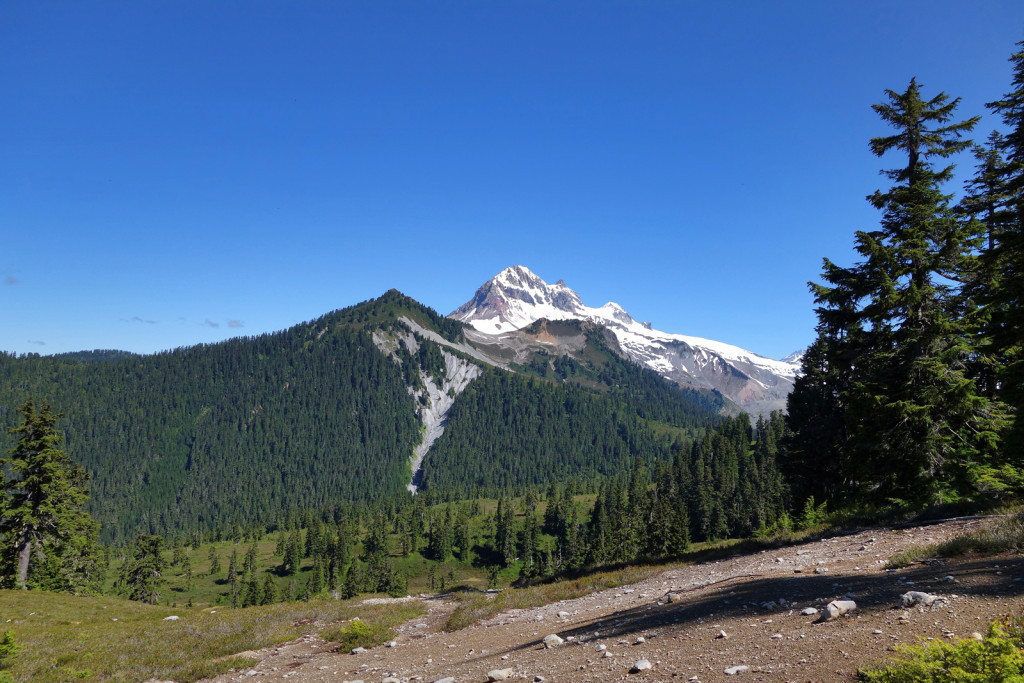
left=885, top=511, right=1023, bottom=568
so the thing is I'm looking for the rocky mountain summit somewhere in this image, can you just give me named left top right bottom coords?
left=451, top=266, right=801, bottom=416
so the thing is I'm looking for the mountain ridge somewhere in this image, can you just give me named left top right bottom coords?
left=450, top=265, right=801, bottom=416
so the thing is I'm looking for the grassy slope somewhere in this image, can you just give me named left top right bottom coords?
left=0, top=590, right=424, bottom=682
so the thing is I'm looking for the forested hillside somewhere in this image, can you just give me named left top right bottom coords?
left=0, top=292, right=725, bottom=543
left=0, top=308, right=422, bottom=543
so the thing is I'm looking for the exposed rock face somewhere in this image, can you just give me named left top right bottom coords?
left=451, top=266, right=801, bottom=417
left=372, top=324, right=481, bottom=493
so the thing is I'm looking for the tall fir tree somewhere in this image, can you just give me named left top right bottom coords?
left=787, top=79, right=1009, bottom=507
left=118, top=535, right=165, bottom=604
left=0, top=398, right=104, bottom=593
left=983, top=41, right=1024, bottom=463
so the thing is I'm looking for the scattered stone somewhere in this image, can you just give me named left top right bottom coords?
left=900, top=591, right=943, bottom=608
left=386, top=640, right=397, bottom=648
left=596, top=644, right=607, bottom=652
left=603, top=651, right=614, bottom=658
left=432, top=679, right=455, bottom=683
left=801, top=607, right=819, bottom=616
left=351, top=646, right=367, bottom=654
left=635, top=636, right=645, bottom=644
left=668, top=593, right=685, bottom=604
left=162, top=615, right=180, bottom=621
left=724, top=665, right=749, bottom=675
left=716, top=630, right=729, bottom=639
left=770, top=633, right=783, bottom=640
left=383, top=679, right=401, bottom=683
left=557, top=611, right=570, bottom=618
left=487, top=668, right=514, bottom=681
left=818, top=599, right=857, bottom=621
left=971, top=632, right=985, bottom=641
left=814, top=567, right=828, bottom=574
left=535, top=677, right=545, bottom=682
left=542, top=634, right=564, bottom=648
left=631, top=659, right=653, bottom=673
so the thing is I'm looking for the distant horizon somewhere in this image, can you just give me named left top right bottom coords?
left=4, top=2, right=1022, bottom=360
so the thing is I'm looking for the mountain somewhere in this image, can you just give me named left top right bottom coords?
left=1, top=290, right=724, bottom=541
left=451, top=265, right=801, bottom=415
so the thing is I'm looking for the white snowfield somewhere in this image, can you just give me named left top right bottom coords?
left=451, top=265, right=801, bottom=390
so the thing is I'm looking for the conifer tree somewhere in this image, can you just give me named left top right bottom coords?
left=1, top=398, right=103, bottom=592
left=261, top=572, right=278, bottom=604
left=787, top=79, right=1007, bottom=507
left=208, top=545, right=221, bottom=576
left=983, top=40, right=1024, bottom=462
left=183, top=553, right=193, bottom=592
left=119, top=535, right=165, bottom=604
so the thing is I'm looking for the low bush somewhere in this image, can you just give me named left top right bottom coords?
left=860, top=617, right=1024, bottom=681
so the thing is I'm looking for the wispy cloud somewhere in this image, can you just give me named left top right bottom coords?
left=124, top=316, right=157, bottom=324
left=204, top=319, right=220, bottom=328
left=5, top=275, right=19, bottom=285
left=28, top=340, right=45, bottom=346
left=228, top=319, right=244, bottom=328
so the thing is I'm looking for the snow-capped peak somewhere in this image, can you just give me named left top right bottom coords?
left=450, top=266, right=802, bottom=415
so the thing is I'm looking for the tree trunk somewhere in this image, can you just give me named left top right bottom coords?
left=16, top=537, right=32, bottom=589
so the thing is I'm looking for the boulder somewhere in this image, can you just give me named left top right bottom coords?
left=900, top=591, right=943, bottom=608
left=724, top=665, right=750, bottom=675
left=631, top=659, right=653, bottom=673
left=542, top=634, right=564, bottom=648
left=818, top=599, right=857, bottom=621
left=487, top=668, right=514, bottom=681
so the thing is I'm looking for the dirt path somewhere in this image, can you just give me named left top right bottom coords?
left=207, top=518, right=1024, bottom=682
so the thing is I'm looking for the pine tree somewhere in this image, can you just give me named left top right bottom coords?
left=261, top=572, right=278, bottom=604
left=182, top=553, right=194, bottom=592
left=788, top=79, right=1007, bottom=507
left=283, top=529, right=301, bottom=575
left=1, top=398, right=103, bottom=592
left=119, top=535, right=165, bottom=604
left=243, top=540, right=258, bottom=578
left=984, top=41, right=1024, bottom=464
left=208, top=545, right=221, bottom=576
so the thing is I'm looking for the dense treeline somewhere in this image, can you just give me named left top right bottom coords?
left=785, top=41, right=1024, bottom=511
left=1, top=290, right=726, bottom=543
left=421, top=368, right=701, bottom=496
left=514, top=321, right=726, bottom=427
left=503, top=413, right=788, bottom=578
left=0, top=306, right=423, bottom=543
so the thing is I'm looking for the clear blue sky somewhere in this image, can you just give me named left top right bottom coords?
left=2, top=1, right=1022, bottom=360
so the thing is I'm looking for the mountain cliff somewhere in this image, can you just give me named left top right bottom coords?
left=451, top=265, right=801, bottom=415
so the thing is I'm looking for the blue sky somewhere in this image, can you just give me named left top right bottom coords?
left=2, top=1, right=1022, bottom=360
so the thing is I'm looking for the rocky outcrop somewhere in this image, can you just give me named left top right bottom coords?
left=372, top=325, right=481, bottom=493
